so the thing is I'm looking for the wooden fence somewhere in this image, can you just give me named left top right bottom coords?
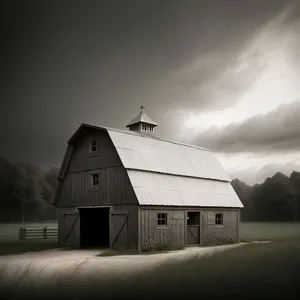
left=18, top=226, right=58, bottom=240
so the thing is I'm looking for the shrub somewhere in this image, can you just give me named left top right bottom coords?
left=142, top=236, right=175, bottom=252
left=214, top=230, right=236, bottom=245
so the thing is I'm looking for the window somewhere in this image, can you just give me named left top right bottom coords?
left=157, top=213, right=168, bottom=227
left=141, top=124, right=154, bottom=133
left=90, top=140, right=97, bottom=152
left=215, top=213, right=223, bottom=225
left=91, top=173, right=99, bottom=186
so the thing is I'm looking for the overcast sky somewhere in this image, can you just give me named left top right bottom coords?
left=2, top=0, right=300, bottom=185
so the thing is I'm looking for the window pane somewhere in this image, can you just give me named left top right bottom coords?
left=215, top=214, right=223, bottom=224
left=92, top=174, right=99, bottom=186
left=157, top=213, right=167, bottom=226
left=91, top=140, right=97, bottom=152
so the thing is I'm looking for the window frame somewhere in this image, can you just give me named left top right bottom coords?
left=91, top=173, right=99, bottom=187
left=90, top=139, right=97, bottom=153
left=157, top=212, right=168, bottom=228
left=141, top=124, right=154, bottom=133
left=215, top=213, right=223, bottom=226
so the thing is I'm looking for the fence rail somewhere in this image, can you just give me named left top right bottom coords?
left=18, top=226, right=58, bottom=240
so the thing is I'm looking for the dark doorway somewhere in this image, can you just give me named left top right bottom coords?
left=80, top=207, right=110, bottom=248
left=187, top=211, right=200, bottom=245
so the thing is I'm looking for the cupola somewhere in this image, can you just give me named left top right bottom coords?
left=126, top=105, right=158, bottom=134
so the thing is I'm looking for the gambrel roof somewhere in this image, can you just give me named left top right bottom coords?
left=54, top=123, right=243, bottom=208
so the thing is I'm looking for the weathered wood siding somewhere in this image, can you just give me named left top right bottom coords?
left=139, top=207, right=240, bottom=249
left=57, top=167, right=137, bottom=207
left=138, top=208, right=186, bottom=250
left=56, top=130, right=138, bottom=207
left=202, top=209, right=239, bottom=246
left=110, top=205, right=139, bottom=249
left=67, top=130, right=121, bottom=173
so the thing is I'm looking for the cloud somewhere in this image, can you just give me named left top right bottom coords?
left=193, top=101, right=300, bottom=153
left=167, top=1, right=300, bottom=112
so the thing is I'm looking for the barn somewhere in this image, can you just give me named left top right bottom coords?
left=53, top=107, right=243, bottom=250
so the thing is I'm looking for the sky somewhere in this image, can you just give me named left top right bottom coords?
left=2, top=0, right=300, bottom=185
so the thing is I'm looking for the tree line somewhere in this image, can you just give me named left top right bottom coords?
left=231, top=171, right=300, bottom=222
left=0, top=157, right=58, bottom=222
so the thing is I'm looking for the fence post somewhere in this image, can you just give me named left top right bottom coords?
left=19, top=227, right=27, bottom=240
left=43, top=226, right=47, bottom=239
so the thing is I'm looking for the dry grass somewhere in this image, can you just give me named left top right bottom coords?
left=0, top=240, right=59, bottom=256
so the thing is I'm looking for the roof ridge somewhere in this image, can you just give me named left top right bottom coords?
left=106, top=125, right=210, bottom=152
left=75, top=123, right=211, bottom=152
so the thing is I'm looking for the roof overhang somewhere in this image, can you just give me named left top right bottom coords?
left=126, top=121, right=158, bottom=128
left=67, top=123, right=108, bottom=146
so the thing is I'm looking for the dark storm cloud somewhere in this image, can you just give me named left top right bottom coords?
left=194, top=101, right=300, bottom=153
left=2, top=0, right=296, bottom=166
left=167, top=0, right=300, bottom=111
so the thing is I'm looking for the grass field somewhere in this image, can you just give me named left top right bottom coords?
left=240, top=222, right=300, bottom=241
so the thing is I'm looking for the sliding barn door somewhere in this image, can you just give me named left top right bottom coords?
left=61, top=213, right=80, bottom=248
left=110, top=213, right=129, bottom=249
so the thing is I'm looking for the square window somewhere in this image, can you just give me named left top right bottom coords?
left=157, top=213, right=168, bottom=226
left=90, top=140, right=97, bottom=152
left=92, top=174, right=99, bottom=186
left=215, top=213, right=223, bottom=225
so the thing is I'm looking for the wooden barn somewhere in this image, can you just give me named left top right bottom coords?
left=53, top=107, right=243, bottom=250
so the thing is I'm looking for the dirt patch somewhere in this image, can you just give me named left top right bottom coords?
left=0, top=243, right=246, bottom=286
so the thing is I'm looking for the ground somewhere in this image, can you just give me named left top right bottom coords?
left=0, top=222, right=300, bottom=299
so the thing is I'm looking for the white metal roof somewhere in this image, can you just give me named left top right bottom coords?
left=126, top=110, right=158, bottom=127
left=127, top=170, right=243, bottom=208
left=108, top=129, right=231, bottom=182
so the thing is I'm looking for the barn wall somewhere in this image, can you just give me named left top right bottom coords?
left=57, top=167, right=137, bottom=207
left=138, top=208, right=186, bottom=250
left=56, top=130, right=138, bottom=207
left=138, top=207, right=240, bottom=249
left=68, top=130, right=122, bottom=173
left=202, top=209, right=239, bottom=246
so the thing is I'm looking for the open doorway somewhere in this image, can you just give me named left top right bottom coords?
left=187, top=211, right=200, bottom=245
left=79, top=207, right=110, bottom=248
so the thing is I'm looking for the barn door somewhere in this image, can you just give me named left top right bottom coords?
left=203, top=211, right=215, bottom=246
left=187, top=212, right=200, bottom=245
left=110, top=213, right=129, bottom=249
left=62, top=213, right=79, bottom=248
